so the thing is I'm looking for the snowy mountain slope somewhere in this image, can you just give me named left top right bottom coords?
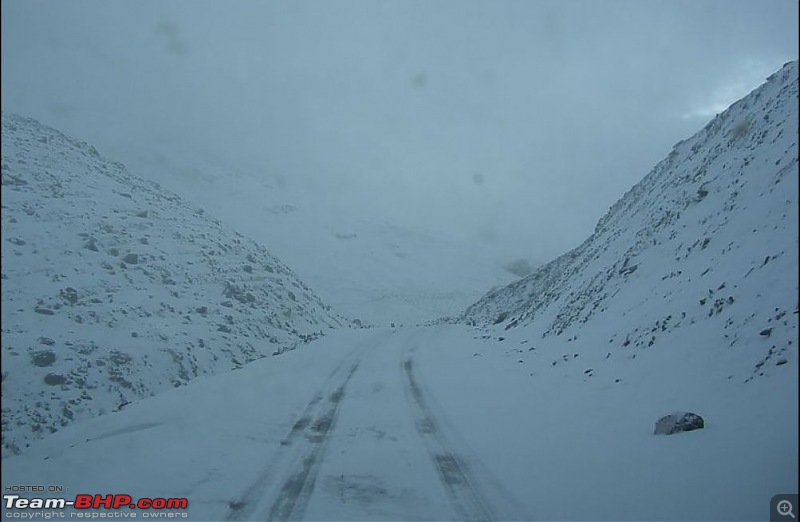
left=115, top=146, right=518, bottom=326
left=1, top=62, right=797, bottom=522
left=462, top=61, right=798, bottom=360
left=0, top=113, right=346, bottom=457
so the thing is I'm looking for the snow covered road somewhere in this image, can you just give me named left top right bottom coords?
left=2, top=325, right=797, bottom=521
left=2, top=327, right=522, bottom=521
left=227, top=327, right=516, bottom=521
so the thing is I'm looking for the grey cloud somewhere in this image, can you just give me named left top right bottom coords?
left=1, top=0, right=797, bottom=264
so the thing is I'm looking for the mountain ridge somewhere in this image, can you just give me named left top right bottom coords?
left=461, top=61, right=798, bottom=358
left=1, top=112, right=348, bottom=456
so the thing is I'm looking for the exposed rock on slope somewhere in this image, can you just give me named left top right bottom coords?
left=1, top=113, right=346, bottom=456
left=462, top=61, right=798, bottom=364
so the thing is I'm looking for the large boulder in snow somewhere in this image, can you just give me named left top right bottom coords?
left=654, top=411, right=705, bottom=435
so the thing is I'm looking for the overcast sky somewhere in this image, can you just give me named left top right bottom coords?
left=2, top=0, right=798, bottom=264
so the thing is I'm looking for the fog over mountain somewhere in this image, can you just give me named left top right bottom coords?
left=2, top=0, right=797, bottom=274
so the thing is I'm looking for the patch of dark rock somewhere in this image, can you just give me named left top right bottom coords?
left=34, top=307, right=55, bottom=315
left=494, top=311, right=509, bottom=324
left=43, top=373, right=67, bottom=386
left=2, top=174, right=28, bottom=186
left=60, top=287, right=79, bottom=305
left=228, top=501, right=246, bottom=512
left=31, top=350, right=56, bottom=367
left=196, top=306, right=208, bottom=315
left=109, top=351, right=132, bottom=365
left=38, top=337, right=55, bottom=346
left=654, top=411, right=704, bottom=435
left=8, top=237, right=26, bottom=246
left=776, top=358, right=788, bottom=366
left=224, top=283, right=256, bottom=304
left=760, top=328, right=773, bottom=337
left=136, top=210, right=148, bottom=218
left=122, top=253, right=139, bottom=264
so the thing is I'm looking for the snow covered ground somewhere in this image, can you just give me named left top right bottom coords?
left=2, top=324, right=796, bottom=520
left=1, top=54, right=797, bottom=522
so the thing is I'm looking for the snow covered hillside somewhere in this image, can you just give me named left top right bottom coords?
left=0, top=63, right=797, bottom=521
left=0, top=113, right=346, bottom=457
left=462, top=60, right=798, bottom=358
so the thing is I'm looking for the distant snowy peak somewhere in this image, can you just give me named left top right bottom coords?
left=462, top=61, right=798, bottom=337
left=1, top=113, right=346, bottom=456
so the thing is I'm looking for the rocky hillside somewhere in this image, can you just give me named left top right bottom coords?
left=462, top=61, right=797, bottom=365
left=1, top=113, right=347, bottom=457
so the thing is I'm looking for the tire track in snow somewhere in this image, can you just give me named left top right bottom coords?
left=226, top=332, right=390, bottom=521
left=265, top=360, right=359, bottom=521
left=401, top=354, right=496, bottom=521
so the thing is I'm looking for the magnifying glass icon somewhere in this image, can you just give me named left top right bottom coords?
left=778, top=499, right=796, bottom=519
